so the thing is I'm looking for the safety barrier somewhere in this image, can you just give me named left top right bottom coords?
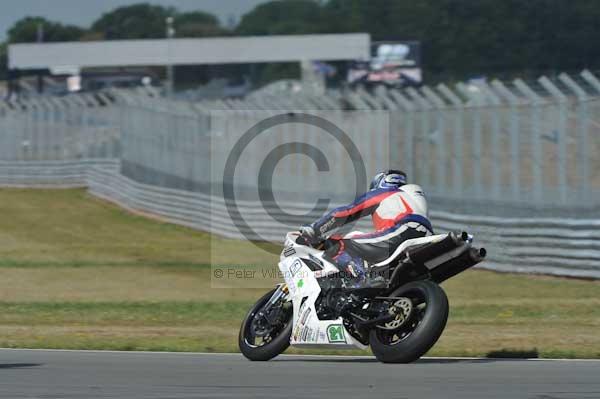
left=0, top=159, right=119, bottom=187
left=4, top=70, right=600, bottom=208
left=83, top=164, right=600, bottom=279
left=3, top=69, right=600, bottom=279
left=1, top=160, right=597, bottom=278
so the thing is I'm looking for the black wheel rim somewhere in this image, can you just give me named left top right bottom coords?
left=375, top=288, right=428, bottom=346
left=243, top=298, right=292, bottom=349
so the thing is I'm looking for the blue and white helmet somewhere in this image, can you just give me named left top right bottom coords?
left=369, top=169, right=407, bottom=190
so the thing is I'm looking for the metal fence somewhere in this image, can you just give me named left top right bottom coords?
left=112, top=70, right=600, bottom=211
left=2, top=71, right=600, bottom=277
left=3, top=71, right=600, bottom=209
left=0, top=94, right=121, bottom=160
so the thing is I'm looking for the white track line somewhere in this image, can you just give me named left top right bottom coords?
left=0, top=348, right=599, bottom=362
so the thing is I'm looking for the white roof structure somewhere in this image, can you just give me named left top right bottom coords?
left=8, top=33, right=370, bottom=70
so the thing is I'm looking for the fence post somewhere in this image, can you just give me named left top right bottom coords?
left=514, top=79, right=544, bottom=203
left=456, top=82, right=485, bottom=200
left=20, top=100, right=34, bottom=161
left=539, top=76, right=568, bottom=205
left=387, top=90, right=416, bottom=181
left=36, top=99, right=52, bottom=160
left=320, top=93, right=342, bottom=110
left=491, top=80, right=521, bottom=201
left=355, top=89, right=387, bottom=173
left=96, top=92, right=115, bottom=159
left=422, top=86, right=447, bottom=191
left=73, top=94, right=91, bottom=159
left=0, top=102, right=8, bottom=160
left=581, top=69, right=600, bottom=93
left=373, top=87, right=402, bottom=170
left=45, top=97, right=62, bottom=160
left=560, top=72, right=590, bottom=205
left=437, top=83, right=464, bottom=197
left=59, top=96, right=75, bottom=159
left=480, top=82, right=503, bottom=199
left=344, top=89, right=370, bottom=110
left=29, top=99, right=44, bottom=161
left=38, top=98, right=55, bottom=161
left=80, top=94, right=96, bottom=159
left=373, top=86, right=399, bottom=111
left=6, top=101, right=20, bottom=161
left=407, top=87, right=433, bottom=190
left=355, top=87, right=383, bottom=110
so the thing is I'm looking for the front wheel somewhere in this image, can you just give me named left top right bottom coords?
left=238, top=288, right=293, bottom=361
left=369, top=280, right=449, bottom=363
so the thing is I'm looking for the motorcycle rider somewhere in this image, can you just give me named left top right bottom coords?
left=300, top=169, right=433, bottom=288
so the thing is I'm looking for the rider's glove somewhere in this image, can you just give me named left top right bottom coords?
left=299, top=224, right=322, bottom=246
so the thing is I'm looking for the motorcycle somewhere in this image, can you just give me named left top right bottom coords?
left=239, top=230, right=486, bottom=363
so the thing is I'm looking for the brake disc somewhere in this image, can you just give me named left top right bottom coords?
left=377, top=297, right=413, bottom=330
left=251, top=310, right=272, bottom=337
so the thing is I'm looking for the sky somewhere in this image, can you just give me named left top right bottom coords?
left=0, top=0, right=271, bottom=41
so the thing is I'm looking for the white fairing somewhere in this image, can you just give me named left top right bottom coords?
left=279, top=232, right=366, bottom=348
left=278, top=230, right=457, bottom=349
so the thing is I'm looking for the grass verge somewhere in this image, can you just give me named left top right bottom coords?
left=0, top=188, right=599, bottom=358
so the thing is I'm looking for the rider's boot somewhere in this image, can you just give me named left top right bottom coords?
left=330, top=251, right=387, bottom=289
left=344, top=261, right=387, bottom=289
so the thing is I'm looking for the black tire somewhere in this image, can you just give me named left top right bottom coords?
left=238, top=289, right=293, bottom=361
left=369, top=280, right=449, bottom=363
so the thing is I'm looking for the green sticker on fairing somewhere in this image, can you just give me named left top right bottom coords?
left=297, top=279, right=304, bottom=288
left=327, top=324, right=345, bottom=342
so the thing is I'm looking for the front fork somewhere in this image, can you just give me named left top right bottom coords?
left=259, top=284, right=290, bottom=325
left=266, top=283, right=289, bottom=307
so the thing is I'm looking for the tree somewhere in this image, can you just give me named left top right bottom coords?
left=91, top=3, right=174, bottom=40
left=2, top=17, right=84, bottom=82
left=236, top=0, right=324, bottom=36
left=234, top=0, right=600, bottom=82
left=91, top=4, right=226, bottom=40
left=235, top=0, right=325, bottom=84
left=7, top=16, right=84, bottom=43
left=175, top=11, right=228, bottom=37
left=4, top=0, right=600, bottom=86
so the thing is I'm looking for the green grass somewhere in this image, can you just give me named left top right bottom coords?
left=0, top=302, right=250, bottom=325
left=0, top=188, right=599, bottom=358
left=0, top=188, right=279, bottom=266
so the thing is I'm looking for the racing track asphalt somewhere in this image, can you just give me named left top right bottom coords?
left=0, top=349, right=598, bottom=399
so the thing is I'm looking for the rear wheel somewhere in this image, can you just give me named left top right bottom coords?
left=238, top=288, right=293, bottom=361
left=369, top=280, right=449, bottom=363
